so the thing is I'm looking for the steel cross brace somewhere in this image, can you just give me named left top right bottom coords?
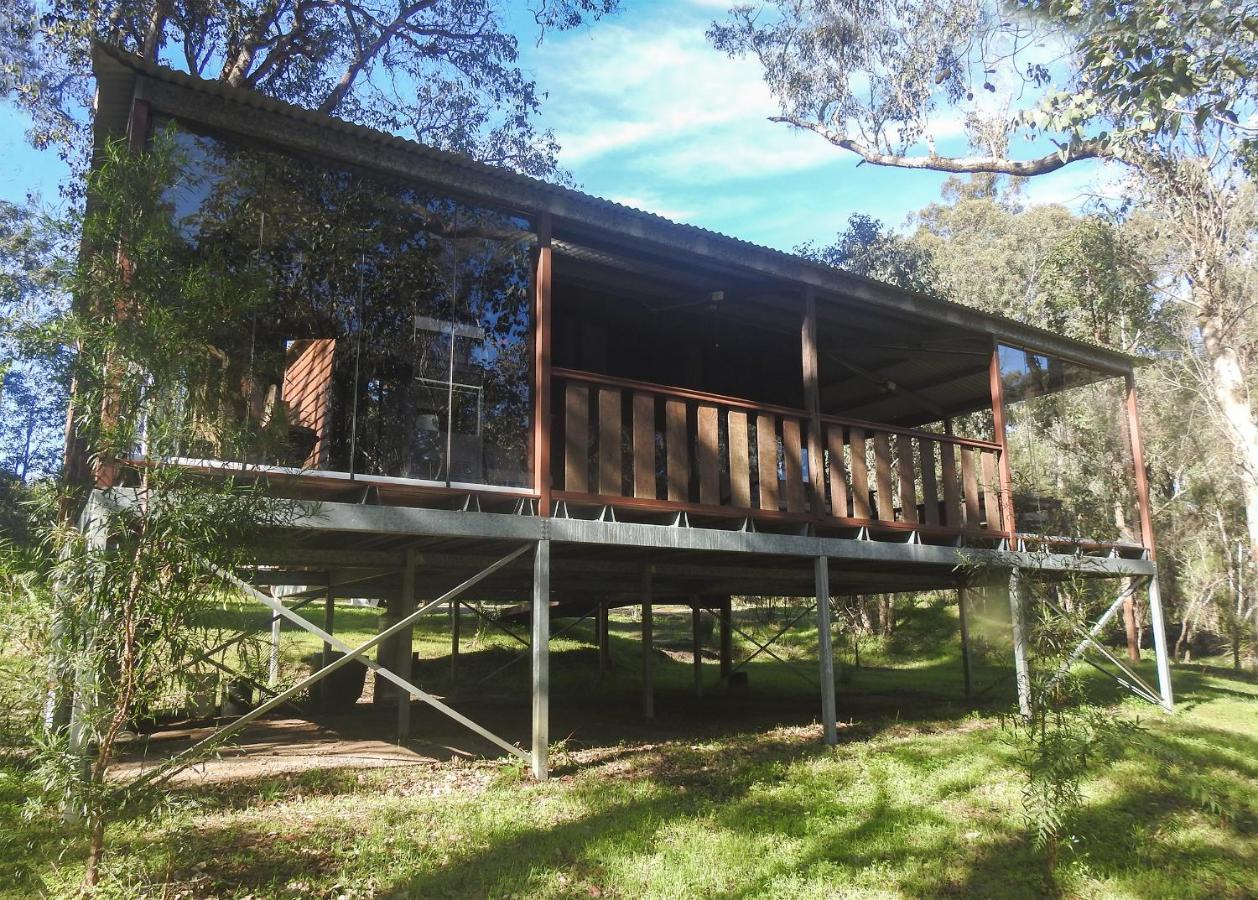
left=1043, top=591, right=1164, bottom=708
left=121, top=544, right=534, bottom=794
left=188, top=567, right=389, bottom=673
left=458, top=599, right=530, bottom=650
left=1045, top=580, right=1139, bottom=692
left=703, top=603, right=820, bottom=690
left=473, top=610, right=593, bottom=688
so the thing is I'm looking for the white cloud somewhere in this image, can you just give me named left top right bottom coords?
left=534, top=22, right=835, bottom=183
left=604, top=192, right=697, bottom=222
left=1020, top=159, right=1129, bottom=210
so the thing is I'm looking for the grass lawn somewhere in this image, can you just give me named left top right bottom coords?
left=2, top=601, right=1255, bottom=899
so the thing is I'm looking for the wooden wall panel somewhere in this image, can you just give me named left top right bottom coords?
left=826, top=426, right=849, bottom=519
left=728, top=411, right=751, bottom=508
left=918, top=438, right=940, bottom=526
left=782, top=418, right=805, bottom=513
left=849, top=428, right=870, bottom=519
left=632, top=393, right=656, bottom=499
left=564, top=382, right=588, bottom=493
left=756, top=415, right=779, bottom=511
left=598, top=387, right=622, bottom=496
left=282, top=338, right=336, bottom=468
left=697, top=405, right=720, bottom=506
left=873, top=432, right=894, bottom=522
left=896, top=434, right=918, bottom=524
left=666, top=399, right=688, bottom=501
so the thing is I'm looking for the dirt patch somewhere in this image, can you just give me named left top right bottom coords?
left=113, top=710, right=440, bottom=785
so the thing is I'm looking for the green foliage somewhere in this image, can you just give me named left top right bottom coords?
left=1, top=0, right=619, bottom=177
left=0, top=132, right=307, bottom=887
left=999, top=573, right=1147, bottom=875
left=797, top=213, right=941, bottom=295
left=1014, top=0, right=1258, bottom=171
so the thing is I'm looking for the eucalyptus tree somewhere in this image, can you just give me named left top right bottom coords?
left=710, top=0, right=1258, bottom=564
left=1, top=0, right=618, bottom=177
left=797, top=212, right=940, bottom=294
left=2, top=132, right=304, bottom=889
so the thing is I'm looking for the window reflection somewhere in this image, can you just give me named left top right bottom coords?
left=159, top=121, right=535, bottom=489
left=998, top=345, right=1137, bottom=543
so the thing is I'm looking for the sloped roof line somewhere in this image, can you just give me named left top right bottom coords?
left=91, top=41, right=1140, bottom=371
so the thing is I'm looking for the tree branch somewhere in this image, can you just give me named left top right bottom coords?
left=775, top=118, right=1108, bottom=176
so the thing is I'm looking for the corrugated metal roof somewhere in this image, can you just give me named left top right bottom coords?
left=91, top=42, right=1142, bottom=372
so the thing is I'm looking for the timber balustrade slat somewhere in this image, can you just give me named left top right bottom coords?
left=633, top=392, right=656, bottom=499
left=827, top=426, right=849, bottom=519
left=961, top=447, right=981, bottom=532
left=849, top=428, right=870, bottom=519
left=598, top=387, right=622, bottom=496
left=728, top=411, right=751, bottom=508
left=896, top=434, right=918, bottom=524
left=698, top=405, right=720, bottom=506
left=940, top=442, right=962, bottom=528
left=666, top=399, right=688, bottom=502
left=757, top=415, right=779, bottom=511
left=783, top=418, right=805, bottom=513
left=980, top=450, right=1002, bottom=532
left=552, top=371, right=1016, bottom=537
left=873, top=433, right=894, bottom=522
left=919, top=437, right=940, bottom=526
left=564, top=382, right=589, bottom=494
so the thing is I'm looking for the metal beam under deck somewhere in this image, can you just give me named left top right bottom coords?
left=98, top=490, right=1155, bottom=602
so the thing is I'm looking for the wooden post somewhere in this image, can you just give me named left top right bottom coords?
left=987, top=344, right=1017, bottom=539
left=396, top=548, right=418, bottom=739
left=801, top=286, right=827, bottom=515
left=531, top=539, right=550, bottom=779
left=1124, top=373, right=1157, bottom=560
left=691, top=596, right=703, bottom=698
left=534, top=212, right=554, bottom=516
left=1126, top=374, right=1173, bottom=709
left=816, top=556, right=838, bottom=745
left=719, top=596, right=733, bottom=680
left=957, top=583, right=974, bottom=698
left=1008, top=568, right=1031, bottom=718
left=641, top=568, right=654, bottom=720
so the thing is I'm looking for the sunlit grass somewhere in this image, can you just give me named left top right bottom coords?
left=4, top=603, right=1256, bottom=899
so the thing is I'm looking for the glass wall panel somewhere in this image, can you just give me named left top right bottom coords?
left=998, top=345, right=1138, bottom=543
left=158, top=120, right=535, bottom=489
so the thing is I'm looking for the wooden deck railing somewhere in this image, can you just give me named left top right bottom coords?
left=553, top=368, right=1008, bottom=537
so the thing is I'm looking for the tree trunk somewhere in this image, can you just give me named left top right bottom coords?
left=1200, top=311, right=1258, bottom=566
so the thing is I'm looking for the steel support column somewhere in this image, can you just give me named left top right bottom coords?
left=598, top=602, right=611, bottom=673
left=450, top=593, right=460, bottom=680
left=321, top=582, right=335, bottom=709
left=691, top=596, right=703, bottom=698
left=268, top=605, right=282, bottom=686
left=719, top=596, right=733, bottom=679
left=642, top=567, right=654, bottom=720
left=531, top=539, right=550, bottom=780
left=816, top=556, right=838, bottom=745
left=958, top=583, right=974, bottom=698
left=396, top=548, right=418, bottom=739
left=1008, top=568, right=1032, bottom=717
left=1147, top=575, right=1174, bottom=710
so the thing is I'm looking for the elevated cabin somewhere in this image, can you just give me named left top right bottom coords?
left=85, top=45, right=1171, bottom=777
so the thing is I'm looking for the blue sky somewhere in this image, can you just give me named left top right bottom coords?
left=0, top=0, right=1118, bottom=249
